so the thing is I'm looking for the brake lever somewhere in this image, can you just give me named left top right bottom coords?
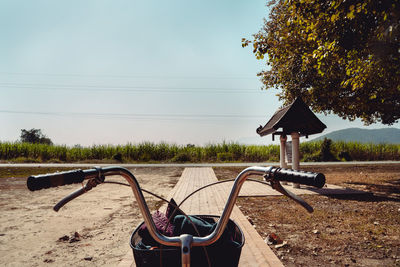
left=53, top=177, right=104, bottom=212
left=269, top=179, right=314, bottom=213
left=53, top=186, right=87, bottom=211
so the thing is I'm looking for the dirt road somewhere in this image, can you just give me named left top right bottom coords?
left=0, top=167, right=182, bottom=266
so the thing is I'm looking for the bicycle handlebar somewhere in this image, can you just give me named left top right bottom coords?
left=268, top=167, right=325, bottom=188
left=27, top=170, right=87, bottom=191
left=26, top=166, right=325, bottom=249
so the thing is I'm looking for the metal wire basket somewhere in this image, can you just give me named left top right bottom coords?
left=130, top=215, right=245, bottom=267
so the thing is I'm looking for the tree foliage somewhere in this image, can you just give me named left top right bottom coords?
left=20, top=129, right=53, bottom=145
left=244, top=0, right=400, bottom=125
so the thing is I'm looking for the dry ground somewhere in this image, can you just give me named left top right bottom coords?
left=0, top=167, right=183, bottom=266
left=214, top=164, right=400, bottom=267
left=1, top=164, right=399, bottom=266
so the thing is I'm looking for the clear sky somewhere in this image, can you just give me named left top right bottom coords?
left=1, top=0, right=398, bottom=146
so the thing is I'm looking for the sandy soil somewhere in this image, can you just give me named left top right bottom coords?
left=0, top=167, right=182, bottom=266
left=215, top=164, right=400, bottom=267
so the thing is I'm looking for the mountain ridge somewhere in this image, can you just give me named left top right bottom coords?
left=311, top=127, right=400, bottom=144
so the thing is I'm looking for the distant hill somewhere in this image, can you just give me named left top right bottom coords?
left=312, top=128, right=400, bottom=144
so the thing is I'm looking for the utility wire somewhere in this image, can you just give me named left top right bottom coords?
left=0, top=110, right=266, bottom=121
left=0, top=84, right=262, bottom=94
left=0, top=72, right=255, bottom=80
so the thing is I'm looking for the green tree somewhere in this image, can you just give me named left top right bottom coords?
left=20, top=129, right=53, bottom=145
left=244, top=0, right=400, bottom=125
left=320, top=138, right=337, bottom=161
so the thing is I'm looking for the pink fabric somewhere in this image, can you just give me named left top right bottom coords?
left=139, top=210, right=174, bottom=237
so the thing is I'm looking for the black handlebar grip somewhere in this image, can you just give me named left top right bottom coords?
left=273, top=168, right=325, bottom=188
left=27, top=169, right=85, bottom=191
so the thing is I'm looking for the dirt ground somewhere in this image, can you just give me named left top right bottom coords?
left=0, top=167, right=183, bottom=266
left=1, top=164, right=399, bottom=266
left=214, top=164, right=400, bottom=267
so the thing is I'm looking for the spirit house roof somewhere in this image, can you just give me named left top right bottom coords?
left=257, top=97, right=326, bottom=137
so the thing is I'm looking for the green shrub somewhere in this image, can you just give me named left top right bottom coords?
left=302, top=152, right=321, bottom=162
left=13, top=157, right=41, bottom=163
left=338, top=151, right=352, bottom=161
left=320, top=138, right=337, bottom=161
left=217, top=152, right=234, bottom=162
left=171, top=152, right=191, bottom=162
left=112, top=152, right=123, bottom=162
left=139, top=152, right=152, bottom=162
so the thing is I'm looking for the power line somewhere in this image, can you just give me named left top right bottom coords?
left=0, top=82, right=259, bottom=91
left=0, top=82, right=263, bottom=93
left=0, top=72, right=256, bottom=80
left=0, top=110, right=266, bottom=121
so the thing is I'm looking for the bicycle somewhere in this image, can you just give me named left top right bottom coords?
left=27, top=166, right=325, bottom=267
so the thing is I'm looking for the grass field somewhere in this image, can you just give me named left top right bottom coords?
left=0, top=140, right=399, bottom=163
